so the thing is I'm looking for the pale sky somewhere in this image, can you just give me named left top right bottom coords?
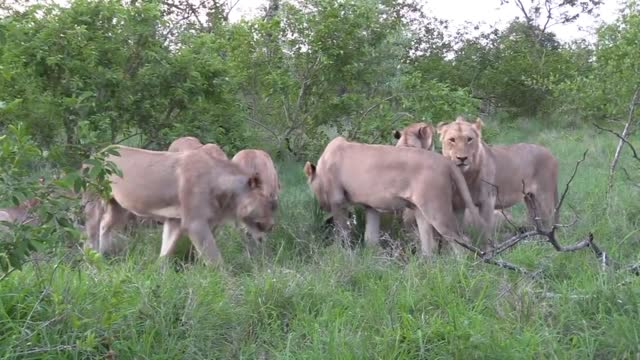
left=229, top=0, right=625, bottom=42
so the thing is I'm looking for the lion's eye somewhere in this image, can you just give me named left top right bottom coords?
left=467, top=137, right=473, bottom=143
left=448, top=138, right=455, bottom=143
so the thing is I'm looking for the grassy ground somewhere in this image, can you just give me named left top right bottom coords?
left=1, top=120, right=640, bottom=359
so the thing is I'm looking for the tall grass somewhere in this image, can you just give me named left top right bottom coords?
left=1, top=124, right=639, bottom=359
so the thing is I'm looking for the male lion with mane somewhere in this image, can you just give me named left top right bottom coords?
left=304, top=136, right=483, bottom=257
left=429, top=116, right=559, bottom=247
left=84, top=145, right=275, bottom=266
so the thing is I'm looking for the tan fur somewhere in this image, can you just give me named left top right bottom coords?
left=168, top=136, right=228, bottom=160
left=232, top=149, right=280, bottom=255
left=165, top=136, right=228, bottom=259
left=394, top=122, right=514, bottom=237
left=232, top=149, right=280, bottom=209
left=83, top=145, right=275, bottom=266
left=393, top=122, right=434, bottom=151
left=304, top=136, right=482, bottom=257
left=0, top=198, right=40, bottom=227
left=167, top=136, right=203, bottom=152
left=436, top=116, right=559, bottom=245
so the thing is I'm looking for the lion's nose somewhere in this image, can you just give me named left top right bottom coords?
left=457, top=156, right=468, bottom=162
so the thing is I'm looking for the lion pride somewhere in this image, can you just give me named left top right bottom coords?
left=304, top=136, right=483, bottom=256
left=433, top=116, right=559, bottom=245
left=83, top=145, right=275, bottom=266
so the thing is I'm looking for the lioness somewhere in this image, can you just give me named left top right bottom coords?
left=304, top=136, right=482, bottom=256
left=168, top=136, right=228, bottom=160
left=167, top=136, right=228, bottom=258
left=435, top=116, right=559, bottom=245
left=232, top=149, right=280, bottom=254
left=393, top=122, right=513, bottom=236
left=232, top=149, right=280, bottom=210
left=0, top=198, right=41, bottom=227
left=84, top=145, right=275, bottom=265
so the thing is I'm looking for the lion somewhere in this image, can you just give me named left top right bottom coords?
left=168, top=136, right=228, bottom=160
left=232, top=149, right=280, bottom=254
left=83, top=145, right=275, bottom=266
left=434, top=116, right=559, bottom=246
left=0, top=177, right=47, bottom=230
left=393, top=122, right=514, bottom=237
left=232, top=149, right=280, bottom=210
left=84, top=136, right=230, bottom=259
left=304, top=136, right=483, bottom=257
left=166, top=136, right=228, bottom=258
left=393, top=122, right=435, bottom=151
left=0, top=198, right=41, bottom=227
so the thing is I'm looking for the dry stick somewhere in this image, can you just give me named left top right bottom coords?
left=593, top=123, right=640, bottom=162
left=605, top=86, right=640, bottom=196
left=555, top=149, right=589, bottom=217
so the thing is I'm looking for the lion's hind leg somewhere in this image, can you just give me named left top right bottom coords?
left=417, top=203, right=469, bottom=258
left=414, top=213, right=436, bottom=257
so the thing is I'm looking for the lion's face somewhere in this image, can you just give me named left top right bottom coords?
left=237, top=178, right=275, bottom=243
left=437, top=117, right=484, bottom=173
left=393, top=122, right=434, bottom=150
left=303, top=161, right=331, bottom=211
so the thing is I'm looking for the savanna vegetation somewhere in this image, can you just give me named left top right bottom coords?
left=1, top=0, right=639, bottom=358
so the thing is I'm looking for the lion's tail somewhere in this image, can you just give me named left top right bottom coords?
left=553, top=185, right=560, bottom=225
left=448, top=164, right=483, bottom=228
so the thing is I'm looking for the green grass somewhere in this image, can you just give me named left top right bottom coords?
left=1, top=123, right=640, bottom=359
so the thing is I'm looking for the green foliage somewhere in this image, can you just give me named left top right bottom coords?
left=0, top=124, right=78, bottom=279
left=0, top=123, right=121, bottom=281
left=0, top=0, right=247, bottom=161
left=552, top=2, right=640, bottom=121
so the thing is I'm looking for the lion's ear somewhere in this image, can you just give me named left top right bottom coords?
left=418, top=124, right=433, bottom=139
left=473, top=118, right=484, bottom=132
left=303, top=161, right=316, bottom=180
left=248, top=175, right=262, bottom=190
left=393, top=130, right=401, bottom=140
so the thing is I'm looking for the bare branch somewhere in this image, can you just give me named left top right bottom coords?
left=605, top=86, right=640, bottom=195
left=593, top=123, right=639, bottom=162
left=244, top=116, right=280, bottom=142
left=555, top=149, right=588, bottom=217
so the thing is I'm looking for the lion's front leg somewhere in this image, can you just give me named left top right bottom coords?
left=184, top=220, right=223, bottom=266
left=331, top=205, right=351, bottom=247
left=159, top=218, right=183, bottom=258
left=478, top=198, right=497, bottom=250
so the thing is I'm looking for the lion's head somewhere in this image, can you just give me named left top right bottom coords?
left=393, top=122, right=434, bottom=150
left=436, top=116, right=484, bottom=173
left=236, top=175, right=275, bottom=243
